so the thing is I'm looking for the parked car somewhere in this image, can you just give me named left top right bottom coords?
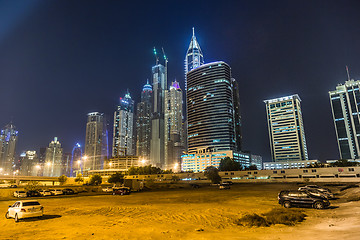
left=10, top=185, right=18, bottom=188
left=190, top=184, right=200, bottom=189
left=13, top=191, right=27, bottom=198
left=102, top=187, right=113, bottom=193
left=26, top=190, right=41, bottom=197
left=278, top=190, right=330, bottom=209
left=219, top=184, right=230, bottom=190
left=62, top=188, right=75, bottom=195
left=39, top=190, right=52, bottom=197
left=223, top=181, right=233, bottom=185
left=49, top=189, right=63, bottom=196
left=112, top=187, right=131, bottom=195
left=298, top=185, right=334, bottom=199
left=5, top=200, right=44, bottom=222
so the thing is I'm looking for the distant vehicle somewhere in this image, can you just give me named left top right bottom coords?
left=10, top=185, right=18, bottom=188
left=13, top=191, right=27, bottom=198
left=278, top=190, right=330, bottom=209
left=190, top=184, right=200, bottom=189
left=39, top=190, right=52, bottom=197
left=102, top=187, right=113, bottom=193
left=26, top=190, right=41, bottom=197
left=62, top=189, right=75, bottom=195
left=112, top=187, right=131, bottom=195
left=298, top=185, right=334, bottom=199
left=219, top=184, right=230, bottom=190
left=5, top=200, right=44, bottom=222
left=223, top=181, right=233, bottom=185
left=49, top=189, right=63, bottom=196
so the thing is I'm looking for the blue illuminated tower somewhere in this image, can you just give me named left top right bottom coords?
left=0, top=122, right=18, bottom=175
left=70, top=143, right=82, bottom=177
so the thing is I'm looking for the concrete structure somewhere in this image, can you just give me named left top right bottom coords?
left=84, top=112, right=108, bottom=171
left=250, top=154, right=263, bottom=170
left=113, top=91, right=135, bottom=156
left=150, top=60, right=167, bottom=168
left=136, top=80, right=152, bottom=161
left=0, top=122, right=18, bottom=175
left=329, top=79, right=360, bottom=159
left=263, top=160, right=319, bottom=170
left=104, top=155, right=140, bottom=171
left=264, top=95, right=308, bottom=162
left=164, top=80, right=184, bottom=170
left=43, top=137, right=63, bottom=177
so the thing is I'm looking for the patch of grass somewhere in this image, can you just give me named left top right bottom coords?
left=235, top=208, right=306, bottom=227
left=340, top=184, right=359, bottom=192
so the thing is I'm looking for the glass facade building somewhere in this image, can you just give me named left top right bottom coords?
left=43, top=137, right=63, bottom=177
left=264, top=95, right=308, bottom=162
left=329, top=80, right=360, bottom=159
left=0, top=122, right=18, bottom=175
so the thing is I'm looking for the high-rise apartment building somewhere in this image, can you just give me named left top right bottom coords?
left=113, top=91, right=135, bottom=156
left=136, top=80, right=152, bottom=161
left=164, top=80, right=184, bottom=170
left=264, top=95, right=308, bottom=162
left=71, top=143, right=82, bottom=177
left=84, top=112, right=108, bottom=171
left=0, top=122, right=18, bottom=175
left=150, top=62, right=167, bottom=168
left=43, top=137, right=63, bottom=177
left=187, top=61, right=236, bottom=154
left=19, top=151, right=38, bottom=176
left=329, top=79, right=360, bottom=159
left=232, top=78, right=242, bottom=151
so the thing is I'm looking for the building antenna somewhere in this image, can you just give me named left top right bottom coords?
left=346, top=65, right=351, bottom=81
left=192, top=27, right=195, bottom=37
left=162, top=47, right=168, bottom=87
left=153, top=47, right=158, bottom=65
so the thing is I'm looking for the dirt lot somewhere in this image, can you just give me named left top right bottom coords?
left=0, top=183, right=359, bottom=240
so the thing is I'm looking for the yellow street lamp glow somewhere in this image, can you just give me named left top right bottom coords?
left=82, top=156, right=88, bottom=161
left=46, top=162, right=51, bottom=167
left=35, top=165, right=41, bottom=169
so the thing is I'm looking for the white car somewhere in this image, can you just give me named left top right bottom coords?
left=13, top=191, right=27, bottom=198
left=39, top=190, right=52, bottom=196
left=49, top=189, right=63, bottom=195
left=5, top=200, right=43, bottom=222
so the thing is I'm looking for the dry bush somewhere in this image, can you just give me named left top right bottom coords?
left=235, top=214, right=269, bottom=227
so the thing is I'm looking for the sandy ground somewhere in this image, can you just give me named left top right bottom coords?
left=0, top=183, right=359, bottom=240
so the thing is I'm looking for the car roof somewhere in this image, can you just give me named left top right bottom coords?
left=17, top=200, right=41, bottom=203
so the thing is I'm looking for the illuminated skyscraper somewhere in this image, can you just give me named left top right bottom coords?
left=329, top=79, right=360, bottom=159
left=84, top=112, right=108, bottom=171
left=43, top=137, right=63, bottom=177
left=136, top=80, right=152, bottom=160
left=71, top=143, right=82, bottom=177
left=113, top=91, right=135, bottom=156
left=164, top=80, right=184, bottom=170
left=150, top=54, right=167, bottom=168
left=19, top=151, right=38, bottom=176
left=264, top=95, right=308, bottom=162
left=232, top=78, right=242, bottom=151
left=0, top=122, right=18, bottom=175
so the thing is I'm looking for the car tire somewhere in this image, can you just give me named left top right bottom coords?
left=14, top=214, right=19, bottom=222
left=313, top=201, right=324, bottom=209
left=5, top=212, right=10, bottom=219
left=283, top=201, right=291, bottom=208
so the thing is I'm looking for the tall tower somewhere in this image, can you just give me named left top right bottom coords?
left=84, top=112, right=108, bottom=171
left=187, top=61, right=236, bottom=154
left=19, top=150, right=38, bottom=176
left=113, top=91, right=135, bottom=156
left=71, top=143, right=82, bottom=177
left=150, top=48, right=167, bottom=168
left=232, top=78, right=242, bottom=151
left=164, top=80, right=184, bottom=170
left=136, top=80, right=152, bottom=161
left=43, top=137, right=63, bottom=177
left=329, top=77, right=360, bottom=159
left=0, top=122, right=18, bottom=175
left=264, top=95, right=309, bottom=162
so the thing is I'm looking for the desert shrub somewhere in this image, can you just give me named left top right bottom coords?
left=204, top=166, right=222, bottom=184
left=75, top=173, right=84, bottom=183
left=89, top=174, right=102, bottom=185
left=24, top=181, right=42, bottom=191
left=235, top=214, right=269, bottom=227
left=340, top=184, right=359, bottom=192
left=108, top=173, right=124, bottom=185
left=58, top=175, right=68, bottom=185
left=263, top=208, right=306, bottom=226
left=235, top=208, right=306, bottom=227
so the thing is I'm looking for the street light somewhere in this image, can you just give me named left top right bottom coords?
left=109, top=162, right=112, bottom=169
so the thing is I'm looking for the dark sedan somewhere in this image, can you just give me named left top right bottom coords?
left=62, top=188, right=75, bottom=195
left=26, top=190, right=42, bottom=197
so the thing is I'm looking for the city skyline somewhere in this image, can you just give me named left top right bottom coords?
left=1, top=1, right=360, bottom=162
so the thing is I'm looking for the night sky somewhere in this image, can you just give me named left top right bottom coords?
left=1, top=0, right=360, bottom=162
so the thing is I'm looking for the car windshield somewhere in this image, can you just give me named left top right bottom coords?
left=23, top=202, right=40, bottom=206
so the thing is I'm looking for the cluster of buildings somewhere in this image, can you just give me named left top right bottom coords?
left=1, top=29, right=359, bottom=177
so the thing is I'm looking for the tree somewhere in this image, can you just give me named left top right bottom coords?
left=204, top=166, right=222, bottom=184
left=25, top=181, right=41, bottom=191
left=244, top=165, right=258, bottom=170
left=75, top=173, right=84, bottom=183
left=58, top=175, right=68, bottom=185
left=330, top=159, right=359, bottom=167
left=89, top=174, right=102, bottom=185
left=219, top=157, right=242, bottom=171
left=108, top=173, right=124, bottom=185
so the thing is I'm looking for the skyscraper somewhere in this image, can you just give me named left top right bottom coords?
left=113, top=91, right=135, bottom=156
left=164, top=80, right=184, bottom=170
left=136, top=80, right=152, bottom=161
left=84, top=112, right=108, bottom=171
left=71, top=143, right=82, bottom=177
left=43, top=137, right=63, bottom=177
left=264, top=95, right=308, bottom=162
left=232, top=78, right=242, bottom=151
left=0, top=122, right=18, bottom=175
left=187, top=61, right=236, bottom=154
left=329, top=79, right=360, bottom=159
left=19, top=151, right=38, bottom=176
left=150, top=58, right=167, bottom=168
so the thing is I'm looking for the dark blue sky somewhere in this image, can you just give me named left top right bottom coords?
left=1, top=0, right=360, bottom=162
